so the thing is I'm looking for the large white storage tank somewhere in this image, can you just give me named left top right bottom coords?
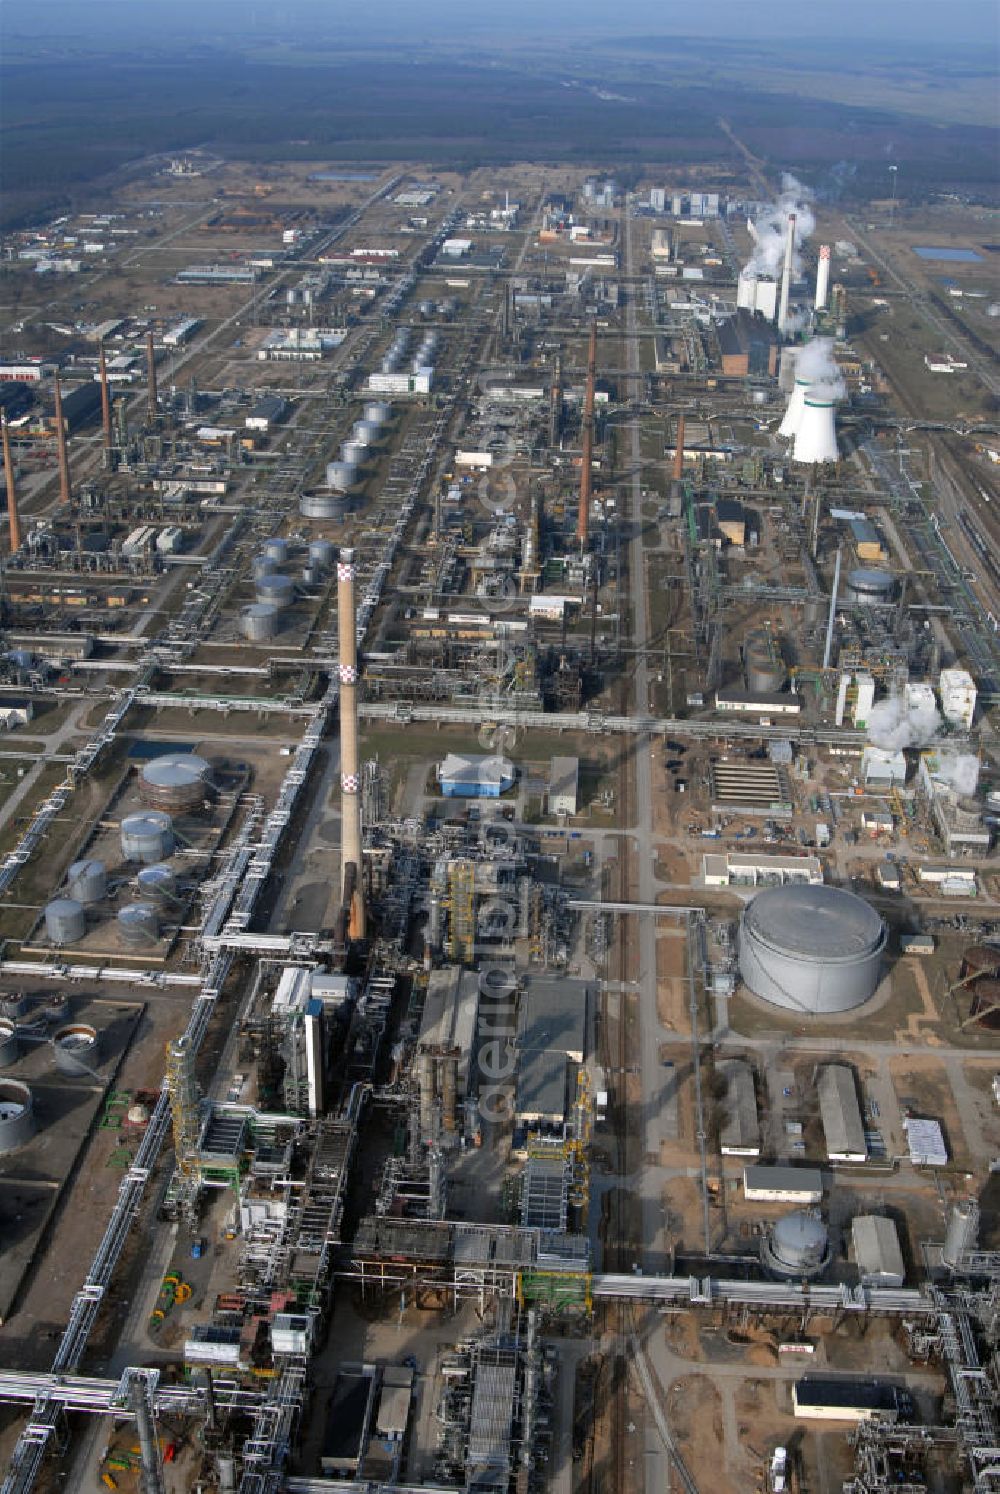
left=739, top=884, right=886, bottom=1014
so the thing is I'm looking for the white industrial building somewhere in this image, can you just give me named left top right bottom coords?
left=938, top=668, right=976, bottom=729
left=817, top=1065, right=867, bottom=1163
left=702, top=852, right=823, bottom=888
left=862, top=745, right=907, bottom=787
left=903, top=1116, right=948, bottom=1167
left=743, top=1164, right=824, bottom=1204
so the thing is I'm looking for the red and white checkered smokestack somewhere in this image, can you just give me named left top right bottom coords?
left=777, top=211, right=796, bottom=337
left=815, top=245, right=831, bottom=311
left=337, top=548, right=366, bottom=940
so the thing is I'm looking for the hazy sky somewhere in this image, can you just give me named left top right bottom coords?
left=5, top=0, right=998, bottom=50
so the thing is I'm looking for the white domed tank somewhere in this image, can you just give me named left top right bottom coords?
left=118, top=902, right=161, bottom=947
left=761, top=1210, right=831, bottom=1280
left=121, top=811, right=174, bottom=864
left=53, top=1023, right=100, bottom=1078
left=264, top=538, right=289, bottom=565
left=363, top=401, right=390, bottom=425
left=323, top=462, right=358, bottom=493
left=0, top=1020, right=19, bottom=1067
left=302, top=490, right=352, bottom=519
left=341, top=439, right=367, bottom=465
left=308, top=540, right=334, bottom=569
left=137, top=863, right=178, bottom=902
left=140, top=754, right=211, bottom=812
left=255, top=573, right=295, bottom=611
left=0, top=1079, right=36, bottom=1153
left=846, top=568, right=898, bottom=607
left=240, top=602, right=281, bottom=642
left=352, top=419, right=379, bottom=444
left=739, top=884, right=886, bottom=1015
left=251, top=554, right=275, bottom=581
left=45, top=898, right=86, bottom=946
left=66, top=858, right=108, bottom=905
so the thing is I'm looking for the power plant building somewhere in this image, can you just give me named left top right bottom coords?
left=739, top=884, right=886, bottom=1015
left=817, top=1065, right=867, bottom=1163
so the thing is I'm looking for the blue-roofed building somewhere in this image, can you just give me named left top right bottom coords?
left=437, top=753, right=515, bottom=798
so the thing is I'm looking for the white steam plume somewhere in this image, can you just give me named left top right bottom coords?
left=933, top=750, right=980, bottom=797
left=744, top=173, right=816, bottom=279
left=867, top=692, right=942, bottom=751
left=793, top=336, right=846, bottom=398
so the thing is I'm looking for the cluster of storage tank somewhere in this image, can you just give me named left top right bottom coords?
left=43, top=816, right=181, bottom=949
left=410, top=330, right=437, bottom=375
left=241, top=538, right=335, bottom=638
left=139, top=753, right=211, bottom=812
left=321, top=399, right=392, bottom=500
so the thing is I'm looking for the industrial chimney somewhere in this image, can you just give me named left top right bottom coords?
left=1, top=415, right=23, bottom=553
left=52, top=376, right=72, bottom=506
left=815, top=245, right=831, bottom=312
left=99, top=342, right=113, bottom=451
left=337, top=548, right=366, bottom=939
left=146, top=331, right=158, bottom=422
left=577, top=320, right=597, bottom=548
left=792, top=387, right=839, bottom=465
left=777, top=211, right=796, bottom=337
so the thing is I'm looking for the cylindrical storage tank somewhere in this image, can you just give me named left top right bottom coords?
left=961, top=945, right=1000, bottom=981
left=264, top=538, right=289, bottom=565
left=941, top=1200, right=979, bottom=1268
left=739, top=884, right=886, bottom=1014
left=121, top=811, right=174, bottom=865
left=743, top=630, right=786, bottom=694
left=118, top=903, right=161, bottom=947
left=352, top=420, right=379, bottom=444
left=969, top=978, right=1000, bottom=1029
left=953, top=796, right=983, bottom=831
left=419, top=299, right=434, bottom=317
left=308, top=539, right=334, bottom=568
left=140, top=754, right=211, bottom=812
left=0, top=1079, right=36, bottom=1153
left=363, top=402, right=390, bottom=425
left=1, top=993, right=30, bottom=1020
left=255, top=573, right=295, bottom=610
left=66, top=858, right=107, bottom=904
left=301, top=566, right=321, bottom=586
left=53, top=1023, right=100, bottom=1078
left=761, top=1211, right=831, bottom=1279
left=240, top=602, right=281, bottom=642
left=45, top=898, right=86, bottom=947
left=251, top=554, right=275, bottom=581
left=325, top=461, right=358, bottom=492
left=341, top=439, right=367, bottom=466
left=41, top=993, right=69, bottom=1025
left=137, top=863, right=178, bottom=902
left=302, top=491, right=351, bottom=520
left=845, top=568, right=898, bottom=606
left=0, top=1020, right=19, bottom=1068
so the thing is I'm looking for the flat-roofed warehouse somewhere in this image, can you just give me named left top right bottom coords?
left=792, top=1377, right=914, bottom=1424
left=817, top=1064, right=867, bottom=1163
left=851, top=1215, right=905, bottom=1288
left=719, top=1060, right=760, bottom=1157
left=514, top=976, right=588, bottom=1126
left=743, top=1164, right=824, bottom=1204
